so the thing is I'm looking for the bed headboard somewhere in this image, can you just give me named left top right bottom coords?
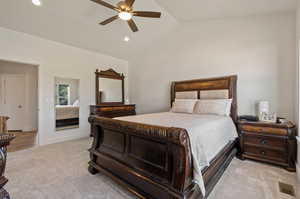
left=171, top=75, right=238, bottom=123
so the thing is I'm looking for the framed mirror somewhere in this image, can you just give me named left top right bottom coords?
left=96, top=69, right=124, bottom=105
left=55, top=77, right=80, bottom=131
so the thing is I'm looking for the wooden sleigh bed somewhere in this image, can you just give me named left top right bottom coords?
left=88, top=75, right=238, bottom=199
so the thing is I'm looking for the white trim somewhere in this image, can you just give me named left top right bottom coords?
left=297, top=137, right=300, bottom=182
left=297, top=163, right=300, bottom=182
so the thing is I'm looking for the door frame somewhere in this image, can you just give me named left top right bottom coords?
left=0, top=59, right=39, bottom=145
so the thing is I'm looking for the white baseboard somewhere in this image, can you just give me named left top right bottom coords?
left=39, top=133, right=89, bottom=146
left=38, top=128, right=90, bottom=146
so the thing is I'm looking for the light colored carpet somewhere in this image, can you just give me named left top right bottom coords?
left=5, top=138, right=299, bottom=199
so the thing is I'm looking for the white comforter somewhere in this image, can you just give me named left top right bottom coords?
left=115, top=112, right=238, bottom=196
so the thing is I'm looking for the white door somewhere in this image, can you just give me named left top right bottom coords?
left=0, top=74, right=26, bottom=131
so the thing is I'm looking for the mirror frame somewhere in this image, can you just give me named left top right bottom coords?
left=95, top=68, right=125, bottom=105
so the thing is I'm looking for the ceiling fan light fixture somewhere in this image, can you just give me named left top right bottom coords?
left=124, top=36, right=130, bottom=42
left=118, top=12, right=132, bottom=21
left=32, top=0, right=42, bottom=6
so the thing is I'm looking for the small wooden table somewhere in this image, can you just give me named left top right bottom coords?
left=0, top=134, right=15, bottom=199
left=238, top=120, right=297, bottom=171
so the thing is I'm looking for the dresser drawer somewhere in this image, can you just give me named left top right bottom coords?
left=243, top=134, right=286, bottom=150
left=244, top=145, right=287, bottom=163
left=240, top=125, right=287, bottom=135
left=101, top=111, right=136, bottom=118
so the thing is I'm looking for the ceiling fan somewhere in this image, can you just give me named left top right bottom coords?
left=90, top=0, right=161, bottom=32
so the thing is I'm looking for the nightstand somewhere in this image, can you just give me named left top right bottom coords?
left=238, top=120, right=297, bottom=172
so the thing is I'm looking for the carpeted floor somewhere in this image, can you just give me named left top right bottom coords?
left=5, top=138, right=299, bottom=199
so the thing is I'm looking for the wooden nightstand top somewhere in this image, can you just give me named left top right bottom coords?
left=238, top=120, right=295, bottom=136
left=238, top=120, right=295, bottom=129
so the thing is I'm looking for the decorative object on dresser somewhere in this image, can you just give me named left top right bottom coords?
left=88, top=75, right=238, bottom=199
left=90, top=68, right=136, bottom=136
left=0, top=133, right=15, bottom=199
left=238, top=120, right=297, bottom=172
left=257, top=101, right=277, bottom=123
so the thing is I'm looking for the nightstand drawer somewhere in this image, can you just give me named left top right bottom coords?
left=240, top=125, right=287, bottom=135
left=244, top=145, right=287, bottom=163
left=244, top=134, right=286, bottom=150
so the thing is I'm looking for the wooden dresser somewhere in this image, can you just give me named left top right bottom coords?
left=90, top=104, right=136, bottom=136
left=238, top=120, right=297, bottom=171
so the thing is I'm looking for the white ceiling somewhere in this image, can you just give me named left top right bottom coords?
left=0, top=0, right=178, bottom=60
left=0, top=0, right=297, bottom=60
left=155, top=0, right=297, bottom=21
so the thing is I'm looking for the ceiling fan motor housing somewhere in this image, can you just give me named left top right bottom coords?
left=117, top=1, right=133, bottom=12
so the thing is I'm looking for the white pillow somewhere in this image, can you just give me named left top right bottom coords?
left=193, top=99, right=232, bottom=116
left=73, top=99, right=79, bottom=107
left=175, top=91, right=198, bottom=99
left=171, top=99, right=197, bottom=114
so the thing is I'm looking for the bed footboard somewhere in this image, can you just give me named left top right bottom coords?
left=88, top=116, right=202, bottom=199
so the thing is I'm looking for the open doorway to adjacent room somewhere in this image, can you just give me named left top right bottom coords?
left=0, top=59, right=38, bottom=152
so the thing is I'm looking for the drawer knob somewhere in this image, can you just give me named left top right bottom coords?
left=260, top=151, right=266, bottom=155
left=260, top=139, right=268, bottom=145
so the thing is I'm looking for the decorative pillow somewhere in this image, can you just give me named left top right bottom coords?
left=175, top=91, right=198, bottom=99
left=200, top=89, right=229, bottom=99
left=193, top=99, right=232, bottom=116
left=171, top=99, right=197, bottom=114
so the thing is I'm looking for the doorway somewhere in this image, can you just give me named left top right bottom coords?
left=0, top=60, right=38, bottom=151
left=0, top=74, right=26, bottom=131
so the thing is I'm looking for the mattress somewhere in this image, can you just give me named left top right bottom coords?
left=116, top=112, right=238, bottom=196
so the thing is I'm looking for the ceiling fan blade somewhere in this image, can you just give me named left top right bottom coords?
left=127, top=19, right=138, bottom=32
left=125, top=0, right=135, bottom=7
left=99, top=15, right=119, bottom=25
left=90, top=0, right=119, bottom=11
left=132, top=11, right=161, bottom=18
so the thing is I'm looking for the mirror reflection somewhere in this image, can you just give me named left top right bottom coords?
left=95, top=68, right=124, bottom=104
left=55, top=77, right=80, bottom=131
left=99, top=78, right=122, bottom=103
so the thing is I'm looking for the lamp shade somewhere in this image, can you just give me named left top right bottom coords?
left=258, top=101, right=269, bottom=114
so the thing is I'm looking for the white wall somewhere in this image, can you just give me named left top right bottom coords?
left=0, top=27, right=129, bottom=145
left=129, top=13, right=297, bottom=122
left=0, top=60, right=38, bottom=131
left=296, top=1, right=300, bottom=182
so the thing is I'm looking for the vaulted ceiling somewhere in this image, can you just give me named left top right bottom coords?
left=0, top=0, right=297, bottom=60
left=156, top=0, right=297, bottom=21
